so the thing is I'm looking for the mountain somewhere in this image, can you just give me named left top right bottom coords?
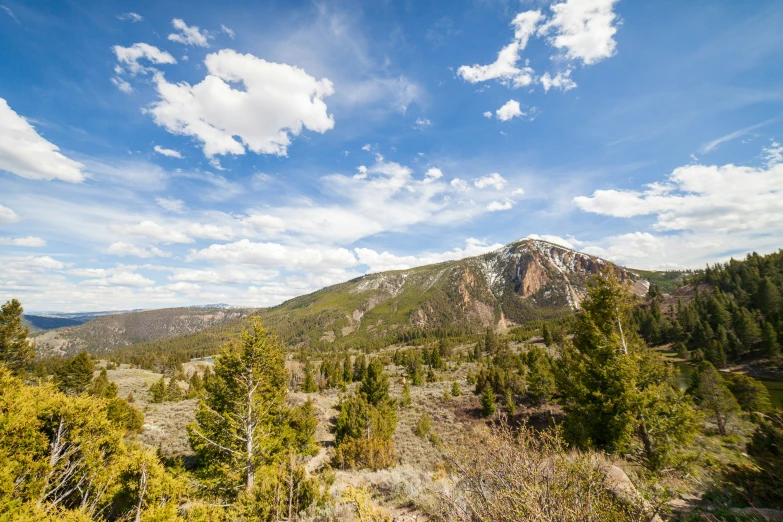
left=33, top=306, right=254, bottom=357
left=253, top=238, right=649, bottom=348
left=23, top=309, right=141, bottom=332
left=35, top=238, right=650, bottom=358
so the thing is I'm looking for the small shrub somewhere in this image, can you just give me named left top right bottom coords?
left=414, top=413, right=432, bottom=438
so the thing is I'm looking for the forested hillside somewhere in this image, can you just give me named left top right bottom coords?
left=634, top=250, right=783, bottom=371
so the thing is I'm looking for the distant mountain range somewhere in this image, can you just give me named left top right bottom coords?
left=32, top=238, right=664, bottom=358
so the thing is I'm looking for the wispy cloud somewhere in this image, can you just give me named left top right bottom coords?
left=700, top=117, right=777, bottom=153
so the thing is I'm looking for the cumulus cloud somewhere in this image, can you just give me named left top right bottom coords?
left=241, top=214, right=287, bottom=235
left=424, top=167, right=443, bottom=183
left=574, top=158, right=783, bottom=234
left=117, top=12, right=143, bottom=23
left=187, top=239, right=358, bottom=271
left=473, top=172, right=507, bottom=190
left=525, top=233, right=579, bottom=250
left=187, top=223, right=235, bottom=241
left=483, top=111, right=493, bottom=119
left=110, top=220, right=193, bottom=244
left=29, top=256, right=64, bottom=269
left=168, top=18, right=210, bottom=47
left=108, top=242, right=171, bottom=258
left=0, top=236, right=46, bottom=247
left=457, top=10, right=542, bottom=88
left=540, top=70, right=577, bottom=92
left=0, top=204, right=19, bottom=223
left=0, top=98, right=86, bottom=182
left=154, top=145, right=183, bottom=158
left=82, top=270, right=155, bottom=287
left=149, top=49, right=334, bottom=157
left=112, top=43, right=176, bottom=75
left=495, top=100, right=524, bottom=121
left=487, top=200, right=514, bottom=212
left=538, top=0, right=619, bottom=65
left=450, top=178, right=469, bottom=192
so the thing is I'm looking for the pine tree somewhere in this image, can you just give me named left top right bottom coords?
left=188, top=318, right=311, bottom=495
left=166, top=377, right=184, bottom=401
left=87, top=368, right=118, bottom=399
left=527, top=348, right=556, bottom=405
left=542, top=324, right=553, bottom=347
left=485, top=328, right=498, bottom=354
left=480, top=386, right=497, bottom=417
left=451, top=381, right=461, bottom=397
left=400, top=380, right=411, bottom=407
left=149, top=376, right=167, bottom=403
left=360, top=358, right=390, bottom=407
left=302, top=359, right=319, bottom=393
left=691, top=362, right=739, bottom=436
left=343, top=356, right=353, bottom=383
left=761, top=321, right=780, bottom=357
left=0, top=299, right=35, bottom=375
left=353, top=354, right=367, bottom=382
left=556, top=272, right=701, bottom=469
left=54, top=352, right=95, bottom=395
left=504, top=388, right=516, bottom=416
left=756, top=278, right=781, bottom=319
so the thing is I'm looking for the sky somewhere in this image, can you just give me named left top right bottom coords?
left=1, top=0, right=782, bottom=312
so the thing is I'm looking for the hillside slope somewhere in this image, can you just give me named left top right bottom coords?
left=33, top=307, right=253, bottom=357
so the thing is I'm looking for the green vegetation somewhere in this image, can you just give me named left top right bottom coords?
left=0, top=298, right=35, bottom=374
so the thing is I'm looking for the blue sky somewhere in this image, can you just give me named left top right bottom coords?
left=1, top=0, right=782, bottom=311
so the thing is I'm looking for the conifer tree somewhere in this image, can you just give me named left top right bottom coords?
left=451, top=381, right=461, bottom=397
left=149, top=376, right=167, bottom=403
left=762, top=321, right=780, bottom=357
left=542, top=324, right=553, bottom=347
left=353, top=354, right=367, bottom=382
left=360, top=358, right=390, bottom=407
left=343, top=355, right=353, bottom=383
left=400, top=380, right=411, bottom=407
left=302, top=359, right=319, bottom=393
left=54, top=351, right=95, bottom=395
left=527, top=348, right=556, bottom=405
left=484, top=328, right=498, bottom=354
left=87, top=367, right=118, bottom=399
left=0, top=299, right=35, bottom=375
left=691, top=362, right=740, bottom=436
left=188, top=318, right=311, bottom=495
left=556, top=271, right=701, bottom=469
left=504, top=388, right=516, bottom=416
left=480, top=385, right=497, bottom=417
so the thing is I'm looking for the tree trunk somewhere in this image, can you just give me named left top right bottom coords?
left=246, top=385, right=255, bottom=492
left=637, top=412, right=653, bottom=463
left=715, top=409, right=727, bottom=436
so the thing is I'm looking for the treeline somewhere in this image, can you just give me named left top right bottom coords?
left=634, top=250, right=782, bottom=366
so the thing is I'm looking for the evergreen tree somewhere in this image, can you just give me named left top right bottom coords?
left=542, top=324, right=553, bottom=347
left=353, top=354, right=368, bottom=382
left=691, top=362, right=740, bottom=436
left=0, top=299, right=35, bottom=375
left=734, top=308, right=761, bottom=353
left=451, top=381, right=461, bottom=397
left=400, top=380, right=411, bottom=407
left=54, top=351, right=95, bottom=395
left=188, top=318, right=310, bottom=495
left=527, top=348, right=556, bottom=405
left=504, top=388, right=516, bottom=416
left=762, top=321, right=780, bottom=357
left=149, top=376, right=167, bottom=403
left=360, top=358, right=390, bottom=407
left=302, top=359, right=319, bottom=393
left=556, top=272, right=701, bottom=469
left=166, top=377, right=184, bottom=401
left=342, top=355, right=353, bottom=383
left=480, top=385, right=496, bottom=417
left=87, top=367, right=118, bottom=399
left=724, top=373, right=773, bottom=416
left=484, top=328, right=498, bottom=354
left=756, top=277, right=781, bottom=319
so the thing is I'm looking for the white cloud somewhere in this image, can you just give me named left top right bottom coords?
left=1, top=5, right=20, bottom=24
left=495, top=99, right=524, bottom=121
left=0, top=204, right=19, bottom=223
left=574, top=157, right=783, bottom=234
left=117, top=12, right=143, bottom=23
left=221, top=24, right=235, bottom=39
left=29, top=256, right=64, bottom=270
left=112, top=43, right=176, bottom=75
left=540, top=70, right=577, bottom=92
left=487, top=200, right=514, bottom=211
left=538, top=0, right=619, bottom=65
left=187, top=223, right=235, bottom=241
left=525, top=233, right=579, bottom=250
left=414, top=118, right=432, bottom=129
left=83, top=270, right=155, bottom=287
left=764, top=141, right=783, bottom=166
left=108, top=242, right=171, bottom=258
left=68, top=268, right=108, bottom=278
left=473, top=172, right=507, bottom=190
left=168, top=18, right=210, bottom=47
left=700, top=119, right=773, bottom=154
left=149, top=49, right=334, bottom=157
left=155, top=197, right=186, bottom=213
left=450, top=178, right=469, bottom=192
left=110, top=220, right=193, bottom=244
left=154, top=145, right=183, bottom=158
left=111, top=77, right=133, bottom=93
left=187, top=239, right=358, bottom=271
left=241, top=214, right=287, bottom=235
left=208, top=157, right=225, bottom=171
left=457, top=10, right=542, bottom=88
left=511, top=188, right=525, bottom=196
left=361, top=144, right=372, bottom=152
left=424, top=167, right=443, bottom=183
left=0, top=236, right=46, bottom=247
left=483, top=111, right=493, bottom=119
left=0, top=98, right=86, bottom=183
left=355, top=238, right=504, bottom=273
